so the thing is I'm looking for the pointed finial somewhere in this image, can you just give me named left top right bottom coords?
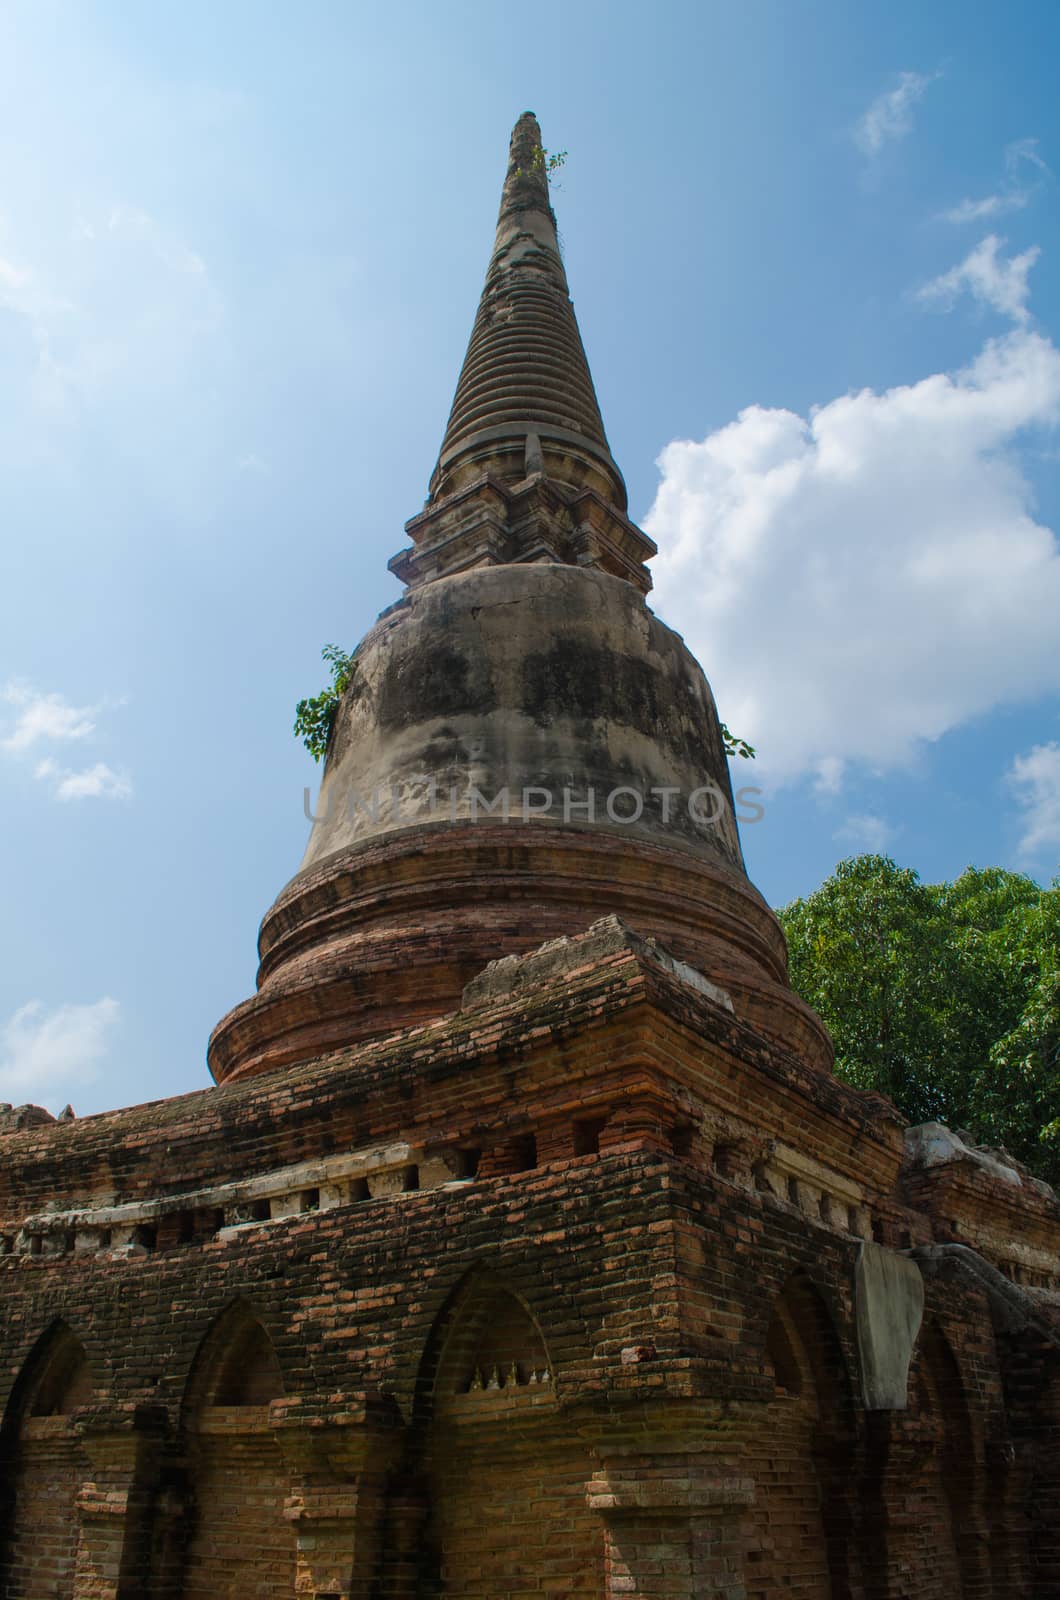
left=424, top=113, right=627, bottom=513
left=500, top=111, right=553, bottom=222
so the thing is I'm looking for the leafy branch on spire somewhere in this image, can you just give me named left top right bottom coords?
left=721, top=724, right=756, bottom=760
left=517, top=143, right=567, bottom=185
left=294, top=644, right=355, bottom=762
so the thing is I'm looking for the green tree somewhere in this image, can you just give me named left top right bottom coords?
left=967, top=883, right=1060, bottom=1173
left=779, top=855, right=956, bottom=1122
left=778, top=856, right=1060, bottom=1183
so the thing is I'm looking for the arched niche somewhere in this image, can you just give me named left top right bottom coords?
left=390, top=1268, right=601, bottom=1596
left=892, top=1319, right=977, bottom=1599
left=183, top=1302, right=286, bottom=1413
left=745, top=1273, right=858, bottom=1600
left=0, top=1321, right=94, bottom=1600
left=178, top=1301, right=295, bottom=1600
left=431, top=1277, right=552, bottom=1410
left=1029, top=1361, right=1060, bottom=1594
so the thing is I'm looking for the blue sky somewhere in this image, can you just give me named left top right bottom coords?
left=2, top=0, right=1059, bottom=1115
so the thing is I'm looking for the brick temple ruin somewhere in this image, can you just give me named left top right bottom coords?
left=1, top=112, right=1058, bottom=1599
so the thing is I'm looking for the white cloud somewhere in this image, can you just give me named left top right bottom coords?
left=1007, top=741, right=1060, bottom=861
left=942, top=192, right=1029, bottom=225
left=0, top=257, right=29, bottom=291
left=0, top=997, right=120, bottom=1110
left=1, top=682, right=97, bottom=752
left=942, top=138, right=1050, bottom=224
left=1, top=680, right=130, bottom=799
left=0, top=253, right=73, bottom=325
left=1008, top=136, right=1051, bottom=176
left=856, top=70, right=939, bottom=156
left=920, top=235, right=1040, bottom=323
left=35, top=758, right=131, bottom=802
left=813, top=758, right=845, bottom=796
left=835, top=813, right=895, bottom=853
left=106, top=203, right=208, bottom=278
left=0, top=201, right=221, bottom=421
left=645, top=330, right=1060, bottom=790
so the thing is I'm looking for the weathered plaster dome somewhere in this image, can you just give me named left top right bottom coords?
left=302, top=563, right=743, bottom=873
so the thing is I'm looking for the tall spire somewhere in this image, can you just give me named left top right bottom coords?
left=209, top=114, right=825, bottom=1091
left=390, top=112, right=656, bottom=595
left=432, top=111, right=623, bottom=506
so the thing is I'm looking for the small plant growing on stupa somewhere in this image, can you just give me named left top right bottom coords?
left=294, top=644, right=355, bottom=762
left=535, top=145, right=567, bottom=182
left=721, top=724, right=756, bottom=760
left=517, top=143, right=567, bottom=185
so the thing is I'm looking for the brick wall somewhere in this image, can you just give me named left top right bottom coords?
left=4, top=1424, right=84, bottom=1599
left=0, top=918, right=1056, bottom=1595
left=180, top=1416, right=296, bottom=1599
left=0, top=1154, right=1053, bottom=1595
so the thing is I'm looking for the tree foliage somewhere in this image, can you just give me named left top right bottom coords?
left=778, top=856, right=1060, bottom=1185
left=519, top=143, right=567, bottom=183
left=293, top=645, right=355, bottom=762
left=720, top=723, right=755, bottom=760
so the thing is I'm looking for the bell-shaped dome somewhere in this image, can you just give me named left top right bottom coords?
left=300, top=563, right=743, bottom=875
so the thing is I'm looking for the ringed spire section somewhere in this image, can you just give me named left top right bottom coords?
left=390, top=112, right=656, bottom=595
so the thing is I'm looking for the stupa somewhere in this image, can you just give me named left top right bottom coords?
left=0, top=113, right=1057, bottom=1600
